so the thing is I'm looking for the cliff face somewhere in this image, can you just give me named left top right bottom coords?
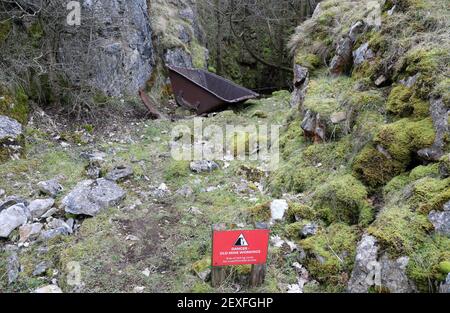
left=58, top=0, right=154, bottom=97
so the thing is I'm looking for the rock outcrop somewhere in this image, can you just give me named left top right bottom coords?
left=58, top=0, right=154, bottom=96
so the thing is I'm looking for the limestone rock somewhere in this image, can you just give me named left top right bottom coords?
left=330, top=37, right=353, bottom=76
left=353, top=42, right=374, bottom=66
left=428, top=201, right=450, bottom=236
left=34, top=285, right=63, bottom=293
left=62, top=179, right=126, bottom=216
left=105, top=165, right=134, bottom=182
left=7, top=251, right=20, bottom=284
left=190, top=160, right=219, bottom=173
left=28, top=198, right=55, bottom=220
left=270, top=199, right=288, bottom=222
left=19, top=223, right=43, bottom=242
left=0, top=203, right=29, bottom=238
left=37, top=179, right=63, bottom=198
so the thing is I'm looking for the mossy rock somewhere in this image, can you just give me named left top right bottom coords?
left=386, top=85, right=429, bottom=118
left=301, top=223, right=358, bottom=287
left=0, top=87, right=29, bottom=125
left=295, top=52, right=321, bottom=71
left=374, top=117, right=436, bottom=165
left=408, top=177, right=450, bottom=213
left=368, top=206, right=433, bottom=257
left=247, top=202, right=271, bottom=223
left=407, top=235, right=450, bottom=292
left=312, top=174, right=374, bottom=226
left=192, top=257, right=211, bottom=276
left=287, top=203, right=318, bottom=222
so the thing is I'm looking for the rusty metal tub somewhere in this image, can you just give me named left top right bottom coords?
left=168, top=65, right=259, bottom=115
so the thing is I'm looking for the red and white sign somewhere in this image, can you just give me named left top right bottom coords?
left=212, top=229, right=270, bottom=266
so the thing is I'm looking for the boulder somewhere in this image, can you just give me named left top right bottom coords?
left=270, top=199, right=288, bottom=222
left=19, top=223, right=43, bottom=242
left=105, top=165, right=134, bottom=182
left=28, top=198, right=55, bottom=219
left=190, top=160, right=219, bottom=173
left=0, top=203, right=28, bottom=238
left=37, top=179, right=63, bottom=198
left=62, top=179, right=126, bottom=216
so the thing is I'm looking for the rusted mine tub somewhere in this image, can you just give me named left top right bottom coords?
left=167, top=65, right=259, bottom=115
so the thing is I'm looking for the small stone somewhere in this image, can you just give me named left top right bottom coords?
left=187, top=207, right=203, bottom=215
left=19, top=223, right=43, bottom=242
left=125, top=235, right=140, bottom=241
left=33, top=261, right=49, bottom=276
left=7, top=251, right=20, bottom=284
left=105, top=165, right=134, bottom=182
left=47, top=218, right=73, bottom=234
left=0, top=189, right=5, bottom=198
left=300, top=223, right=319, bottom=238
left=190, top=160, right=219, bottom=173
left=330, top=111, right=347, bottom=124
left=34, top=285, right=63, bottom=293
left=142, top=268, right=151, bottom=277
left=270, top=199, right=288, bottom=221
left=176, top=185, right=194, bottom=197
left=37, top=179, right=63, bottom=198
left=28, top=198, right=55, bottom=219
left=133, top=286, right=146, bottom=293
left=375, top=75, right=387, bottom=87
left=41, top=207, right=58, bottom=219
left=39, top=227, right=70, bottom=240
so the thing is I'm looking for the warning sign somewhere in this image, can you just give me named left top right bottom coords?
left=212, top=229, right=270, bottom=266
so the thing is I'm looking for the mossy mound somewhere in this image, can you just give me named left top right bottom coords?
left=407, top=236, right=450, bottom=292
left=312, top=174, right=373, bottom=226
left=301, top=223, right=358, bottom=288
left=386, top=85, right=429, bottom=118
left=368, top=206, right=433, bottom=257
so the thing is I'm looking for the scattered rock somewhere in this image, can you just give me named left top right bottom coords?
left=33, top=261, right=49, bottom=276
left=0, top=196, right=28, bottom=212
left=176, top=185, right=194, bottom=197
left=34, top=285, right=63, bottom=293
left=28, top=198, right=55, bottom=219
left=375, top=75, right=388, bottom=87
left=330, top=37, right=353, bottom=76
left=190, top=160, right=219, bottom=173
left=7, top=251, right=20, bottom=284
left=37, top=179, right=63, bottom=198
left=300, top=222, right=319, bottom=238
left=0, top=203, right=29, bottom=238
left=86, top=160, right=102, bottom=179
left=47, top=218, right=73, bottom=234
left=142, top=268, right=151, bottom=277
left=133, top=286, right=146, bottom=293
left=0, top=189, right=5, bottom=198
left=353, top=42, right=374, bottom=66
left=270, top=199, right=288, bottom=222
left=428, top=201, right=450, bottom=236
left=39, top=227, right=70, bottom=241
left=105, top=165, right=134, bottom=182
left=125, top=235, right=140, bottom=241
left=41, top=207, right=58, bottom=219
left=151, top=183, right=171, bottom=198
left=330, top=111, right=347, bottom=124
left=186, top=207, right=203, bottom=215
left=62, top=179, right=126, bottom=216
left=19, top=223, right=43, bottom=242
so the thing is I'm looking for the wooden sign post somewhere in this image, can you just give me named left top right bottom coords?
left=211, top=223, right=269, bottom=288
